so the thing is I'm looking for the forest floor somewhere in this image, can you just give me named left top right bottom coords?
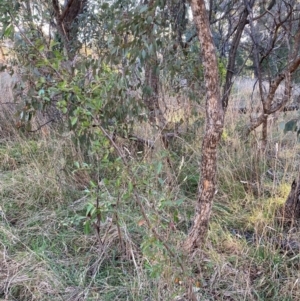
left=0, top=85, right=300, bottom=300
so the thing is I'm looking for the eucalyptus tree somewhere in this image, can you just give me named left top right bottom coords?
left=0, top=0, right=199, bottom=132
left=243, top=0, right=300, bottom=151
left=52, top=0, right=88, bottom=60
left=182, top=0, right=253, bottom=252
left=183, top=0, right=224, bottom=253
left=184, top=0, right=300, bottom=252
left=3, top=0, right=299, bottom=254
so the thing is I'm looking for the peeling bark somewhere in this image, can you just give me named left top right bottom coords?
left=184, top=0, right=224, bottom=252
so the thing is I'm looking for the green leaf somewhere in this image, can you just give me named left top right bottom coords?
left=284, top=119, right=298, bottom=134
left=86, top=203, right=95, bottom=216
left=70, top=116, right=78, bottom=126
left=156, top=162, right=162, bottom=174
left=159, top=199, right=173, bottom=208
left=38, top=44, right=45, bottom=52
left=146, top=16, right=152, bottom=24
left=128, top=182, right=133, bottom=193
left=101, top=3, right=109, bottom=10
left=84, top=220, right=91, bottom=234
left=139, top=5, right=148, bottom=13
left=175, top=198, right=185, bottom=205
left=148, top=43, right=153, bottom=55
left=158, top=177, right=165, bottom=186
left=3, top=23, right=13, bottom=38
left=89, top=181, right=97, bottom=188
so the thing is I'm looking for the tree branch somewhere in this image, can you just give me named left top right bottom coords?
left=222, top=6, right=250, bottom=109
left=52, top=0, right=61, bottom=19
left=28, top=119, right=54, bottom=133
left=60, top=0, right=76, bottom=22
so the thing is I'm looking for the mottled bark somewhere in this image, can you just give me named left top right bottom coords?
left=261, top=117, right=268, bottom=152
left=184, top=0, right=224, bottom=252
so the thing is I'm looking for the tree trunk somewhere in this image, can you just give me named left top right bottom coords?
left=143, top=0, right=166, bottom=127
left=184, top=0, right=224, bottom=253
left=244, top=13, right=300, bottom=139
left=243, top=66, right=299, bottom=137
left=221, top=7, right=249, bottom=109
left=52, top=0, right=87, bottom=60
left=284, top=173, right=300, bottom=222
left=261, top=116, right=268, bottom=152
left=144, top=58, right=162, bottom=124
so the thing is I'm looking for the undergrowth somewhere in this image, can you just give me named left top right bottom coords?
left=0, top=105, right=300, bottom=301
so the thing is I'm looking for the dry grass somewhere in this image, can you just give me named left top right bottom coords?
left=0, top=78, right=300, bottom=300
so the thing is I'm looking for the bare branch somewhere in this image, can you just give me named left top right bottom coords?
left=222, top=6, right=250, bottom=109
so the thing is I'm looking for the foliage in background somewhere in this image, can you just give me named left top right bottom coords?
left=1, top=1, right=300, bottom=299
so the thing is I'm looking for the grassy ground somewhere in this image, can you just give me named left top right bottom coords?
left=1, top=88, right=300, bottom=300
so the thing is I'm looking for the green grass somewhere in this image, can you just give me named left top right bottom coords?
left=1, top=102, right=300, bottom=301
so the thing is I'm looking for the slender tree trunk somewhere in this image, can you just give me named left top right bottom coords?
left=52, top=0, right=87, bottom=60
left=143, top=0, right=166, bottom=126
left=261, top=116, right=268, bottom=152
left=144, top=58, right=161, bottom=124
left=244, top=7, right=300, bottom=139
left=184, top=0, right=224, bottom=253
left=244, top=61, right=300, bottom=137
left=221, top=7, right=250, bottom=109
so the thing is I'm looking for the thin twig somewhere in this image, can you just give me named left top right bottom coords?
left=9, top=11, right=63, bottom=80
left=97, top=123, right=185, bottom=272
left=28, top=119, right=54, bottom=132
left=0, top=102, right=19, bottom=105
